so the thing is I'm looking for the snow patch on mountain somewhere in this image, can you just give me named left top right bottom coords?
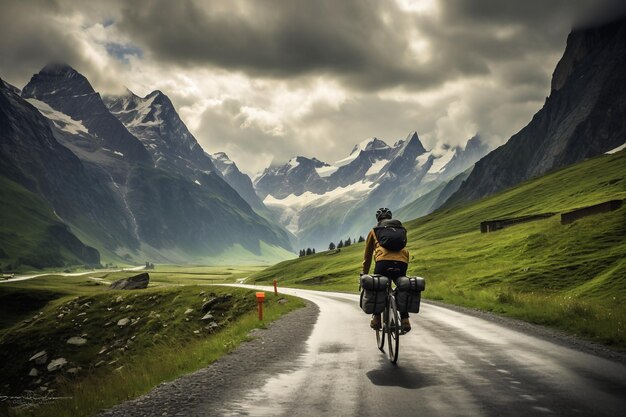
left=315, top=164, right=339, bottom=178
left=416, top=151, right=431, bottom=168
left=287, top=157, right=300, bottom=170
left=26, top=98, right=89, bottom=135
left=365, top=159, right=389, bottom=176
left=606, top=142, right=626, bottom=154
left=428, top=148, right=455, bottom=174
left=264, top=180, right=374, bottom=234
left=351, top=137, right=390, bottom=154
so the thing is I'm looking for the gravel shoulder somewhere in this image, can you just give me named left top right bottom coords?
left=424, top=299, right=626, bottom=365
left=97, top=301, right=319, bottom=417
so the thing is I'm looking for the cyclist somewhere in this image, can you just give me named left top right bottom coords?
left=361, top=208, right=411, bottom=333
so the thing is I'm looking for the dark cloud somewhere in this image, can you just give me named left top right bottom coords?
left=116, top=0, right=434, bottom=91
left=114, top=0, right=622, bottom=93
left=2, top=0, right=625, bottom=175
left=0, top=1, right=83, bottom=85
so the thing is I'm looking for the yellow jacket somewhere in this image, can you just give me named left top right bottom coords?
left=361, top=228, right=409, bottom=274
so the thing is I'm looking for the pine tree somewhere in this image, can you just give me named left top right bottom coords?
left=358, top=235, right=365, bottom=243
left=312, top=248, right=316, bottom=254
left=306, top=248, right=312, bottom=256
left=299, top=249, right=304, bottom=257
left=337, top=240, right=344, bottom=249
left=345, top=238, right=352, bottom=247
left=328, top=242, right=336, bottom=250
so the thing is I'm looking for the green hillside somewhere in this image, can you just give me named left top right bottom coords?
left=251, top=150, right=626, bottom=347
left=0, top=177, right=100, bottom=272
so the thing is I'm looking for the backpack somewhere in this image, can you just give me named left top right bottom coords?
left=373, top=219, right=407, bottom=251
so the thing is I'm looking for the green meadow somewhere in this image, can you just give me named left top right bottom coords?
left=250, top=150, right=626, bottom=347
left=0, top=268, right=302, bottom=417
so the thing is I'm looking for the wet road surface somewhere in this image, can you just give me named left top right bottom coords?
left=218, top=285, right=626, bottom=417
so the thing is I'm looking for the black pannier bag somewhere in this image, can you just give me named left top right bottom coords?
left=359, top=274, right=389, bottom=314
left=373, top=220, right=407, bottom=251
left=395, top=276, right=426, bottom=313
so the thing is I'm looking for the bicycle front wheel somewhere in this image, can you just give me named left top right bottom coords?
left=387, top=295, right=400, bottom=364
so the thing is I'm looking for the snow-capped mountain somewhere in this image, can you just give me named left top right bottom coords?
left=104, top=89, right=215, bottom=175
left=104, top=90, right=273, bottom=215
left=22, top=63, right=152, bottom=166
left=256, top=132, right=490, bottom=249
left=5, top=64, right=293, bottom=266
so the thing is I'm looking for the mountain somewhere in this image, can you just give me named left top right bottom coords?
left=103, top=89, right=215, bottom=175
left=255, top=156, right=330, bottom=199
left=447, top=16, right=626, bottom=205
left=1, top=64, right=294, bottom=268
left=209, top=152, right=268, bottom=214
left=395, top=168, right=473, bottom=221
left=22, top=64, right=151, bottom=166
left=103, top=90, right=278, bottom=219
left=257, top=133, right=490, bottom=249
left=0, top=77, right=130, bottom=266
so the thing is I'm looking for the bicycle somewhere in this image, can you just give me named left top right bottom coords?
left=375, top=277, right=404, bottom=364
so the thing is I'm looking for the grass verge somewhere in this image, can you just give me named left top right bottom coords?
left=0, top=275, right=303, bottom=417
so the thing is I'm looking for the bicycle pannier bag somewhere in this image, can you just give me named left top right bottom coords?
left=359, top=274, right=389, bottom=314
left=373, top=220, right=407, bottom=251
left=395, top=276, right=425, bottom=313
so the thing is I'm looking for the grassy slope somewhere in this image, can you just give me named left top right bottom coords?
left=0, top=271, right=302, bottom=416
left=250, top=150, right=626, bottom=346
left=0, top=176, right=95, bottom=271
left=395, top=181, right=446, bottom=221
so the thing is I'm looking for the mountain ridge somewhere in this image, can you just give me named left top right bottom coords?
left=447, top=16, right=626, bottom=206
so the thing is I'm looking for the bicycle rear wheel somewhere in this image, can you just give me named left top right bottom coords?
left=377, top=308, right=387, bottom=351
left=387, top=295, right=400, bottom=364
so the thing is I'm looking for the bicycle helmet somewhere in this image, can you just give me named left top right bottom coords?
left=376, top=207, right=392, bottom=221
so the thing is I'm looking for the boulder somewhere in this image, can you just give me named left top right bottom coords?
left=117, top=318, right=130, bottom=326
left=184, top=308, right=194, bottom=315
left=201, top=312, right=214, bottom=321
left=47, top=357, right=67, bottom=372
left=67, top=336, right=87, bottom=346
left=29, top=368, right=39, bottom=377
left=109, top=273, right=150, bottom=290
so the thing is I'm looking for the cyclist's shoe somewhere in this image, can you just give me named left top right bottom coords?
left=401, top=318, right=411, bottom=333
left=370, top=315, right=381, bottom=330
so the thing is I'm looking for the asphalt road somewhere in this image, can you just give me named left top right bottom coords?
left=0, top=266, right=145, bottom=284
left=216, top=285, right=626, bottom=417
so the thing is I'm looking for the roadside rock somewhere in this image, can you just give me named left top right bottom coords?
left=47, top=358, right=67, bottom=372
left=29, top=350, right=47, bottom=365
left=201, top=295, right=231, bottom=313
left=109, top=273, right=150, bottom=290
left=201, top=298, right=218, bottom=312
left=67, top=336, right=87, bottom=346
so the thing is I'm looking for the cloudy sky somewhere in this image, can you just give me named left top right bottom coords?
left=1, top=0, right=623, bottom=174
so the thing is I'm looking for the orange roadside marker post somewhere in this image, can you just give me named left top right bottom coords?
left=256, top=292, right=265, bottom=321
left=273, top=279, right=278, bottom=295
